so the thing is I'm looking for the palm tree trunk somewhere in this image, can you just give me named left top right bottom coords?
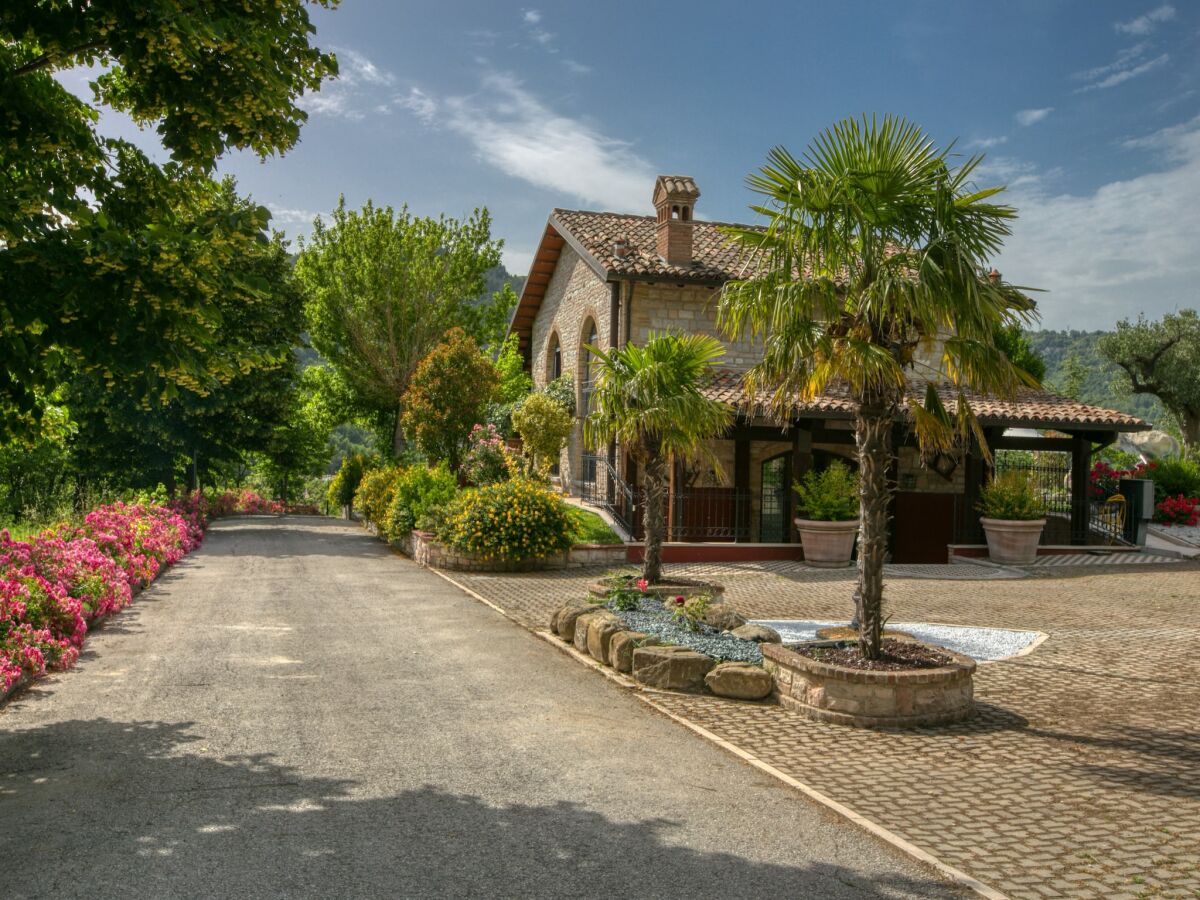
left=855, top=395, right=896, bottom=660
left=642, top=451, right=668, bottom=584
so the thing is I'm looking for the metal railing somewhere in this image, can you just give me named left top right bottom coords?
left=578, top=454, right=636, bottom=536
left=669, top=488, right=752, bottom=542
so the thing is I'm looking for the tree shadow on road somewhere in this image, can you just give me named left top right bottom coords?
left=200, top=517, right=397, bottom=560
left=0, top=718, right=965, bottom=899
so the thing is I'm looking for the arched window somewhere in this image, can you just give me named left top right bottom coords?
left=580, top=319, right=598, bottom=416
left=546, top=332, right=562, bottom=381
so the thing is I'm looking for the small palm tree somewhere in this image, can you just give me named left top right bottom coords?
left=584, top=333, right=734, bottom=584
left=719, top=115, right=1038, bottom=660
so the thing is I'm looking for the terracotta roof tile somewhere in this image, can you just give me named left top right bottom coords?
left=552, top=209, right=760, bottom=283
left=699, top=369, right=1149, bottom=431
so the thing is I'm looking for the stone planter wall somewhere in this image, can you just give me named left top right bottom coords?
left=395, top=529, right=626, bottom=573
left=762, top=643, right=976, bottom=729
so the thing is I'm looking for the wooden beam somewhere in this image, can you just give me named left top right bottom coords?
left=990, top=436, right=1075, bottom=452
left=1070, top=434, right=1091, bottom=544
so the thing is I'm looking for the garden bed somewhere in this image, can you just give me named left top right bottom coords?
left=608, top=597, right=761, bottom=664
left=396, top=529, right=625, bottom=572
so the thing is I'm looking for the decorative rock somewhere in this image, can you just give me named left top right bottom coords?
left=703, top=605, right=747, bottom=632
left=609, top=631, right=658, bottom=674
left=730, top=623, right=782, bottom=644
left=705, top=662, right=774, bottom=700
left=632, top=645, right=715, bottom=692
left=557, top=603, right=599, bottom=643
left=573, top=611, right=605, bottom=652
left=586, top=613, right=625, bottom=664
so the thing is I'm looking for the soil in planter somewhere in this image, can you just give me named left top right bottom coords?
left=793, top=638, right=955, bottom=671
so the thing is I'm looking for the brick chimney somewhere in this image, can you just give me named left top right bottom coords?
left=653, top=175, right=700, bottom=266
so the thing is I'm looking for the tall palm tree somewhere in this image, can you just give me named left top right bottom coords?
left=584, top=333, right=734, bottom=584
left=719, top=115, right=1038, bottom=660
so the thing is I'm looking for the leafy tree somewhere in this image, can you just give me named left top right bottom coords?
left=719, top=116, right=1036, bottom=659
left=0, top=1, right=336, bottom=433
left=1058, top=352, right=1088, bottom=401
left=992, top=323, right=1046, bottom=382
left=401, top=329, right=499, bottom=473
left=513, top=394, right=573, bottom=475
left=297, top=199, right=514, bottom=457
left=584, top=334, right=734, bottom=584
left=485, top=333, right=534, bottom=436
left=255, top=375, right=334, bottom=504
left=1099, top=310, right=1200, bottom=449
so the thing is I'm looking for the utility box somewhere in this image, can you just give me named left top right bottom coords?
left=1118, top=478, right=1155, bottom=546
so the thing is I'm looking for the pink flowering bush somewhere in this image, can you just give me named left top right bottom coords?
left=1, top=487, right=277, bottom=695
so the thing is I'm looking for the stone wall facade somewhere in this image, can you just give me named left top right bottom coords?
left=629, top=282, right=762, bottom=371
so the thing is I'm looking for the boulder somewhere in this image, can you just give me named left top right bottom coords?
left=573, top=611, right=603, bottom=651
left=586, top=613, right=626, bottom=665
left=730, top=623, right=782, bottom=644
left=703, top=605, right=747, bottom=632
left=632, top=645, right=715, bottom=692
left=705, top=662, right=774, bottom=700
left=610, top=631, right=658, bottom=674
left=557, top=604, right=599, bottom=643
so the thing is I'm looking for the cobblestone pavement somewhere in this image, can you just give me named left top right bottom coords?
left=450, top=559, right=1200, bottom=899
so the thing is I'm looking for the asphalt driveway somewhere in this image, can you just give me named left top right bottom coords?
left=0, top=516, right=961, bottom=899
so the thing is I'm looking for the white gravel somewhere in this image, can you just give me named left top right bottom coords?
left=750, top=620, right=1044, bottom=662
left=1152, top=523, right=1200, bottom=547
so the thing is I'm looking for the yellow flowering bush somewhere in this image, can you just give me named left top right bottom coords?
left=353, top=466, right=401, bottom=530
left=439, top=479, right=573, bottom=561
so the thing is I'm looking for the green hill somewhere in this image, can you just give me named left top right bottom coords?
left=1024, top=329, right=1167, bottom=427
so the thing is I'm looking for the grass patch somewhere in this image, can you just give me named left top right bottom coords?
left=1, top=522, right=45, bottom=541
left=565, top=505, right=622, bottom=545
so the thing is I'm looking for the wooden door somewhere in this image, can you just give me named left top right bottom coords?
left=892, top=492, right=957, bottom=563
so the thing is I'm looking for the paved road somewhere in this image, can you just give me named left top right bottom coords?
left=0, top=517, right=963, bottom=899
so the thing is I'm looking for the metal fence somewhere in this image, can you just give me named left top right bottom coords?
left=992, top=449, right=1130, bottom=545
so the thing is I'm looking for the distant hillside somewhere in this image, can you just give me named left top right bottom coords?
left=485, top=265, right=525, bottom=300
left=1025, top=329, right=1167, bottom=426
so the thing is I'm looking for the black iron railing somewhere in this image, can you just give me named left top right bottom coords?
left=579, top=454, right=636, bottom=536
left=669, top=488, right=752, bottom=542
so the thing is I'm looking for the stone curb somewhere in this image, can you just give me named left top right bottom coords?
left=428, top=565, right=1009, bottom=900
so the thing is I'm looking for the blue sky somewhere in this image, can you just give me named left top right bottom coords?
left=71, top=1, right=1200, bottom=330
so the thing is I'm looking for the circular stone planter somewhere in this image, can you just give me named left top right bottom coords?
left=794, top=518, right=859, bottom=568
left=761, top=641, right=976, bottom=729
left=980, top=517, right=1046, bottom=565
left=587, top=577, right=724, bottom=603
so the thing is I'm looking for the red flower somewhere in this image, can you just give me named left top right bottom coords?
left=635, top=578, right=648, bottom=592
left=674, top=595, right=686, bottom=605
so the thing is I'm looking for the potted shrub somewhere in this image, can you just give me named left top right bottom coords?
left=793, top=462, right=859, bottom=568
left=978, top=471, right=1046, bottom=564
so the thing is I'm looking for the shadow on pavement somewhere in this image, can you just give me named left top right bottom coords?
left=0, top=718, right=963, bottom=899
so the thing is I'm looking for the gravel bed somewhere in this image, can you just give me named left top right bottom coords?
left=752, top=620, right=1042, bottom=662
left=608, top=598, right=763, bottom=664
left=1152, top=523, right=1200, bottom=547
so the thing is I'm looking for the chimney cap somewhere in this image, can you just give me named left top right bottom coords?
left=653, top=175, right=700, bottom=205
left=988, top=268, right=1002, bottom=282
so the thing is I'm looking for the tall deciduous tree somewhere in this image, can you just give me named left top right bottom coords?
left=0, top=1, right=337, bottom=434
left=1099, top=310, right=1200, bottom=448
left=297, top=199, right=514, bottom=457
left=584, top=334, right=734, bottom=584
left=401, top=329, right=499, bottom=473
left=719, top=116, right=1037, bottom=660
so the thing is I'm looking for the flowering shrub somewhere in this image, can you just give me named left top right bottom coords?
left=1155, top=494, right=1200, bottom=526
left=1, top=487, right=273, bottom=695
left=462, top=424, right=511, bottom=487
left=1088, top=460, right=1153, bottom=501
left=354, top=466, right=401, bottom=532
left=439, top=479, right=573, bottom=561
left=385, top=463, right=459, bottom=540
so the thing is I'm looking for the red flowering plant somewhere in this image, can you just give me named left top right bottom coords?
left=1155, top=494, right=1200, bottom=527
left=1088, top=460, right=1153, bottom=501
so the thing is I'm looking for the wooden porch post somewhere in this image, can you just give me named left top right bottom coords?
left=734, top=421, right=751, bottom=542
left=1070, top=434, right=1091, bottom=544
left=790, top=424, right=813, bottom=542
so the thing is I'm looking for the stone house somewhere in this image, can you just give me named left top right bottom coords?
left=507, top=176, right=1147, bottom=562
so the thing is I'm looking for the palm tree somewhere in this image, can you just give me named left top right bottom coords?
left=583, top=333, right=734, bottom=584
left=719, top=115, right=1038, bottom=660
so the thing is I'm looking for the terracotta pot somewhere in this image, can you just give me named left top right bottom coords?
left=980, top=517, right=1046, bottom=565
left=794, top=518, right=859, bottom=568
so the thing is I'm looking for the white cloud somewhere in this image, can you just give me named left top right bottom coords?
left=563, top=59, right=591, bottom=76
left=267, top=205, right=320, bottom=230
left=995, top=117, right=1200, bottom=329
left=969, top=135, right=1008, bottom=149
left=523, top=9, right=541, bottom=25
left=1015, top=107, right=1054, bottom=126
left=1115, top=3, right=1175, bottom=35
left=300, top=48, right=395, bottom=120
left=394, top=87, right=437, bottom=124
left=1074, top=41, right=1169, bottom=92
left=441, top=72, right=656, bottom=211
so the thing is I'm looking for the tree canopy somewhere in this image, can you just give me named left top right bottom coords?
left=1099, top=310, right=1200, bottom=448
left=1, top=0, right=337, bottom=435
left=297, top=198, right=515, bottom=456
